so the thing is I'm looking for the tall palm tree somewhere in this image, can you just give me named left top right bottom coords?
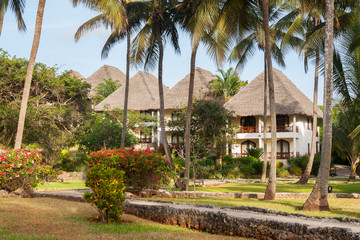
left=0, top=0, right=26, bottom=36
left=14, top=0, right=46, bottom=149
left=176, top=0, right=223, bottom=190
left=73, top=0, right=139, bottom=149
left=262, top=0, right=277, bottom=201
left=131, top=0, right=180, bottom=164
left=303, top=0, right=334, bottom=211
left=210, top=67, right=247, bottom=102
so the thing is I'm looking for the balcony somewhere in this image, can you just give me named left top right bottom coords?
left=139, top=137, right=152, bottom=144
left=261, top=126, right=299, bottom=133
left=238, top=126, right=257, bottom=133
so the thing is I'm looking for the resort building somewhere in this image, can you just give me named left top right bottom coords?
left=95, top=71, right=169, bottom=149
left=85, top=65, right=126, bottom=97
left=224, top=68, right=323, bottom=160
left=150, top=67, right=215, bottom=149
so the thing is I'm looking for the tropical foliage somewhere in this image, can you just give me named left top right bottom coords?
left=93, top=78, right=122, bottom=105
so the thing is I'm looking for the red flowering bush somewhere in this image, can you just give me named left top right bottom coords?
left=88, top=148, right=176, bottom=190
left=0, top=147, right=55, bottom=192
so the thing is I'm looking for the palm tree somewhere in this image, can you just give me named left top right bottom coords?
left=93, top=78, right=122, bottom=104
left=176, top=0, right=224, bottom=190
left=210, top=67, right=247, bottom=103
left=73, top=0, right=139, bottom=149
left=0, top=0, right=26, bottom=36
left=303, top=0, right=334, bottom=211
left=130, top=0, right=180, bottom=164
left=262, top=0, right=277, bottom=201
left=14, top=0, right=46, bottom=149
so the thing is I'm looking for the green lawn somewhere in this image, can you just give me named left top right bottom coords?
left=0, top=198, right=246, bottom=240
left=150, top=197, right=360, bottom=219
left=35, top=180, right=86, bottom=190
left=183, top=182, right=360, bottom=193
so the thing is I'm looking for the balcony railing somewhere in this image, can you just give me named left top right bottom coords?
left=139, top=137, right=152, bottom=143
left=261, top=126, right=299, bottom=133
left=231, top=152, right=300, bottom=159
left=237, top=126, right=257, bottom=133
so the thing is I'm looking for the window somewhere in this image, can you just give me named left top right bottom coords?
left=240, top=116, right=256, bottom=133
left=140, top=131, right=151, bottom=143
left=140, top=110, right=152, bottom=116
left=277, top=140, right=290, bottom=159
left=241, top=140, right=256, bottom=154
left=171, top=111, right=181, bottom=121
left=276, top=115, right=289, bottom=127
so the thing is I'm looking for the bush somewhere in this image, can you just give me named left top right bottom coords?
left=84, top=165, right=125, bottom=223
left=88, top=148, right=176, bottom=190
left=0, top=147, right=55, bottom=191
left=277, top=167, right=290, bottom=178
left=54, top=151, right=89, bottom=172
left=286, top=154, right=323, bottom=176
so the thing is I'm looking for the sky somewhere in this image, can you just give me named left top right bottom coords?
left=0, top=1, right=324, bottom=105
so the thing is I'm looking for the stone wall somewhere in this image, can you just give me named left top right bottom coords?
left=123, top=200, right=360, bottom=240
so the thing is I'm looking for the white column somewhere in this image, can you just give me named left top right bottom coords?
left=157, top=110, right=161, bottom=146
left=293, top=115, right=296, bottom=156
left=258, top=117, right=263, bottom=148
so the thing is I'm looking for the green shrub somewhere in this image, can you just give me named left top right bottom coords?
left=245, top=147, right=264, bottom=159
left=288, top=166, right=303, bottom=176
left=277, top=161, right=284, bottom=168
left=0, top=147, right=55, bottom=191
left=277, top=167, right=290, bottom=178
left=286, top=154, right=323, bottom=176
left=84, top=165, right=126, bottom=223
left=88, top=148, right=176, bottom=190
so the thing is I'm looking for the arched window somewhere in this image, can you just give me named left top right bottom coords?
left=277, top=140, right=290, bottom=158
left=241, top=140, right=256, bottom=155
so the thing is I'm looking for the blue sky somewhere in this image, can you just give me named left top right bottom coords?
left=0, top=1, right=323, bottom=104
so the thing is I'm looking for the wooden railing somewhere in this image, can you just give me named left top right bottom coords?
left=139, top=137, right=152, bottom=143
left=237, top=126, right=257, bottom=133
left=231, top=152, right=300, bottom=159
left=261, top=126, right=299, bottom=133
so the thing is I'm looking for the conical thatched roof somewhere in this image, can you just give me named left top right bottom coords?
left=95, top=71, right=169, bottom=111
left=151, top=67, right=214, bottom=109
left=69, top=70, right=84, bottom=80
left=224, top=68, right=323, bottom=118
left=85, top=65, right=126, bottom=96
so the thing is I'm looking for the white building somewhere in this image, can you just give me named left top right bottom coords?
left=224, top=68, right=322, bottom=159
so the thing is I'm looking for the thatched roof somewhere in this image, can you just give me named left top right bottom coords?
left=224, top=68, right=323, bottom=118
left=69, top=70, right=84, bottom=80
left=85, top=65, right=126, bottom=96
left=151, top=67, right=214, bottom=109
left=95, top=71, right=169, bottom=111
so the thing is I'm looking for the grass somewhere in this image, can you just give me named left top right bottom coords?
left=35, top=180, right=86, bottom=190
left=0, top=198, right=248, bottom=240
left=150, top=197, right=360, bottom=219
left=181, top=182, right=360, bottom=193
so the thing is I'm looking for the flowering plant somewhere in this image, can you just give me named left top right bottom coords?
left=88, top=148, right=176, bottom=190
left=0, top=147, right=55, bottom=191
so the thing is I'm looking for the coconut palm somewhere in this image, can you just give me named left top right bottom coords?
left=0, top=0, right=26, bottom=36
left=73, top=0, right=141, bottom=149
left=210, top=67, right=247, bottom=102
left=93, top=78, right=122, bottom=105
left=130, top=0, right=180, bottom=164
left=14, top=0, right=46, bottom=149
left=303, top=0, right=334, bottom=211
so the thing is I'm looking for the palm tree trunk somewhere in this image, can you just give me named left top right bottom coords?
left=184, top=40, right=199, bottom=191
left=260, top=53, right=268, bottom=183
left=0, top=7, right=4, bottom=36
left=303, top=0, right=334, bottom=211
left=156, top=30, right=173, bottom=164
left=297, top=48, right=319, bottom=184
left=121, top=30, right=131, bottom=149
left=263, top=0, right=277, bottom=200
left=14, top=0, right=46, bottom=149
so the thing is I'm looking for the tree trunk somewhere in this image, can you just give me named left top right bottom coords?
left=156, top=30, right=173, bottom=164
left=121, top=30, right=131, bottom=149
left=260, top=53, right=268, bottom=183
left=263, top=0, right=277, bottom=200
left=297, top=48, right=319, bottom=184
left=184, top=41, right=199, bottom=191
left=303, top=0, right=334, bottom=211
left=14, top=0, right=46, bottom=149
left=0, top=7, right=4, bottom=36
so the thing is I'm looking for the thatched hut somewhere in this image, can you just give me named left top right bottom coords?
left=85, top=65, right=126, bottom=96
left=224, top=68, right=322, bottom=159
left=69, top=70, right=85, bottom=80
